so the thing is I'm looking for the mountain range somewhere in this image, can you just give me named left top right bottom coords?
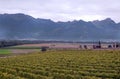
left=0, top=13, right=120, bottom=41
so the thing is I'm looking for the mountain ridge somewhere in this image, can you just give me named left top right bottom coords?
left=0, top=13, right=120, bottom=41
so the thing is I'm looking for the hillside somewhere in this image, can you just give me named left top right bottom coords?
left=0, top=13, right=120, bottom=41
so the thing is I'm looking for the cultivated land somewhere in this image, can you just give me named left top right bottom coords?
left=0, top=50, right=120, bottom=79
left=9, top=43, right=80, bottom=49
left=0, top=49, right=10, bottom=54
left=8, top=43, right=119, bottom=49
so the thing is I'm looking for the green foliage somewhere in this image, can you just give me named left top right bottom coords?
left=0, top=50, right=119, bottom=79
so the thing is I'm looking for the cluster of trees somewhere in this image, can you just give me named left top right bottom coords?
left=0, top=40, right=21, bottom=48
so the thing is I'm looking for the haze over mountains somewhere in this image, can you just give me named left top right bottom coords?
left=0, top=13, right=120, bottom=41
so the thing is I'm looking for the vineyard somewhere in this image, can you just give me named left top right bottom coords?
left=0, top=50, right=120, bottom=79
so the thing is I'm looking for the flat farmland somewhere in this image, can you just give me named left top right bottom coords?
left=0, top=49, right=39, bottom=57
left=9, top=43, right=117, bottom=49
left=9, top=43, right=82, bottom=49
left=0, top=50, right=120, bottom=79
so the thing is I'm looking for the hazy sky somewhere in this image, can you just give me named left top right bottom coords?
left=0, top=0, right=120, bottom=22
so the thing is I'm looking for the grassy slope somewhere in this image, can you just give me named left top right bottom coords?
left=0, top=50, right=120, bottom=79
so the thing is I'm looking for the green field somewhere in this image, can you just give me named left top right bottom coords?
left=6, top=46, right=41, bottom=49
left=0, top=50, right=120, bottom=79
left=0, top=49, right=11, bottom=54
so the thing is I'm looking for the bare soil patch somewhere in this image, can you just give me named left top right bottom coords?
left=11, top=49, right=39, bottom=54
